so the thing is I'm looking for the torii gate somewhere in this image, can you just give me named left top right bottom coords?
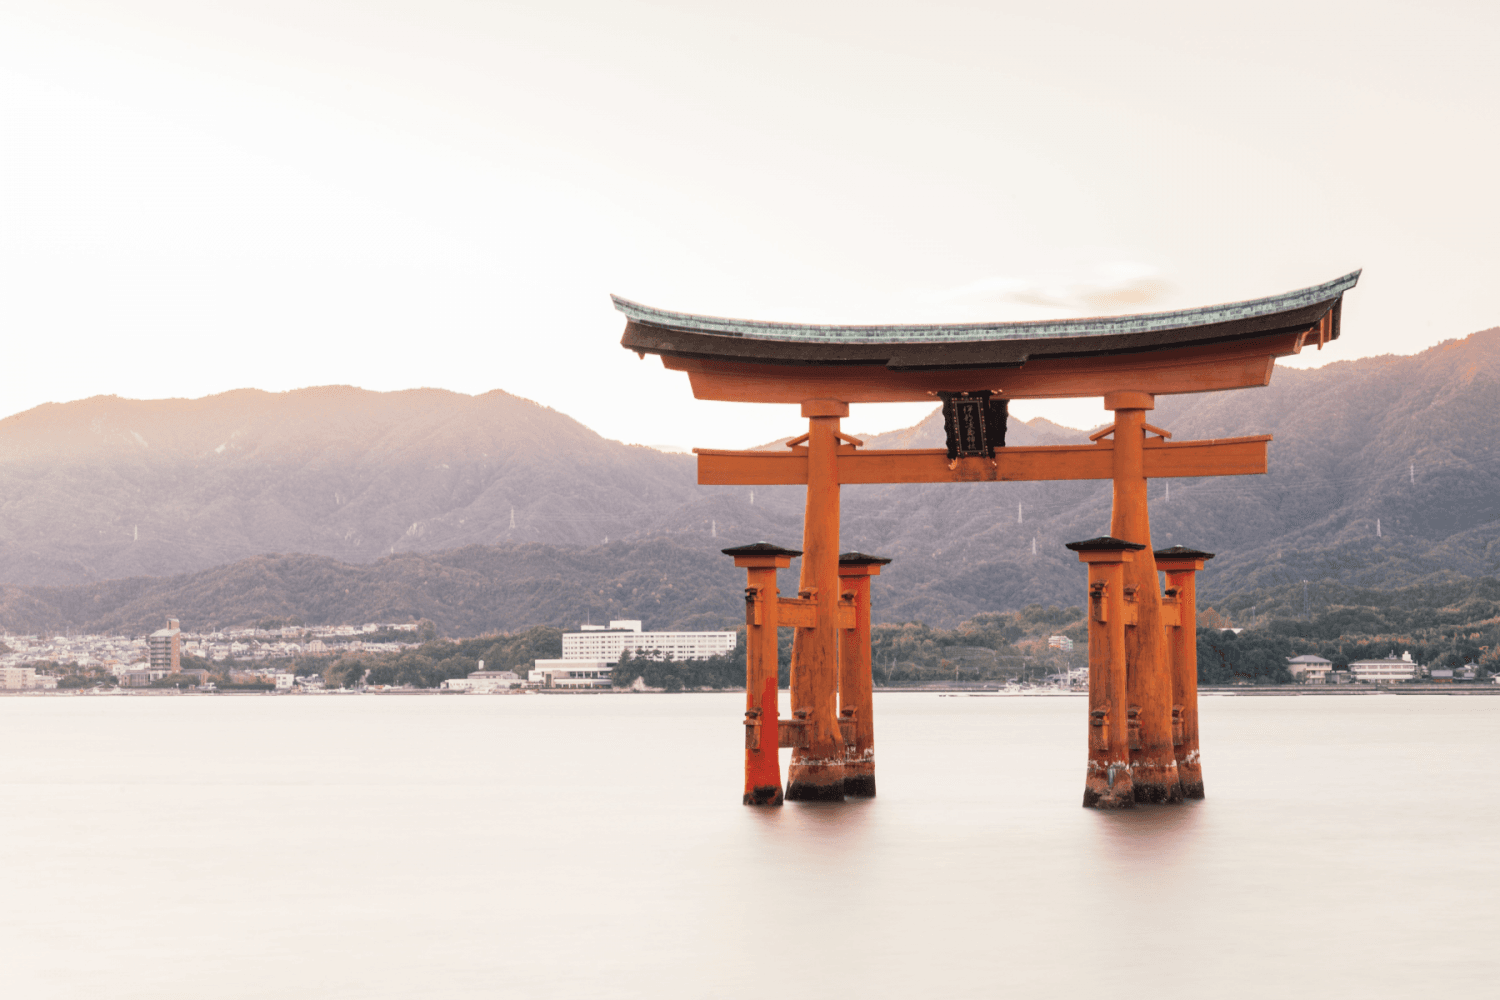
left=614, top=271, right=1359, bottom=808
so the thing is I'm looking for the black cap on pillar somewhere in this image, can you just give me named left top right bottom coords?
left=838, top=552, right=893, bottom=566
left=721, top=541, right=803, bottom=558
left=1152, top=545, right=1215, bottom=561
left=1064, top=536, right=1146, bottom=552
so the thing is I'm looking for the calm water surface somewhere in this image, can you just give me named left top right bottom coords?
left=1, top=692, right=1496, bottom=999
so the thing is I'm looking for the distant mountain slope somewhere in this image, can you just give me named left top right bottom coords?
left=0, top=387, right=705, bottom=585
left=4, top=328, right=1500, bottom=631
left=0, top=542, right=749, bottom=637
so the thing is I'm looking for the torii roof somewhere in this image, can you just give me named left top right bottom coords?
left=615, top=271, right=1359, bottom=403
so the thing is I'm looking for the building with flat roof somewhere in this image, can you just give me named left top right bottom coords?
left=1, top=666, right=40, bottom=690
left=562, top=620, right=736, bottom=663
left=529, top=660, right=614, bottom=689
left=148, top=618, right=181, bottom=673
left=444, top=668, right=525, bottom=693
left=1349, top=652, right=1417, bottom=684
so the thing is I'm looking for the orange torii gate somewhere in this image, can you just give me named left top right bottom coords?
left=614, top=271, right=1359, bottom=807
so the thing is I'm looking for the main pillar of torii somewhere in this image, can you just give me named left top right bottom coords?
left=612, top=271, right=1359, bottom=805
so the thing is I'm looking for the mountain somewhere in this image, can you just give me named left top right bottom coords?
left=0, top=542, right=745, bottom=638
left=4, top=327, right=1500, bottom=634
left=0, top=387, right=705, bottom=585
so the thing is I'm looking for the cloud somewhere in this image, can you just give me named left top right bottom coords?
left=932, top=262, right=1169, bottom=315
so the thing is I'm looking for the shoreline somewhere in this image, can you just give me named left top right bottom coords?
left=5, top=683, right=1499, bottom=698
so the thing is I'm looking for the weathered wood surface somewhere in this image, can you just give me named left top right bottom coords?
left=661, top=329, right=1315, bottom=403
left=743, top=718, right=857, bottom=751
left=697, top=435, right=1270, bottom=486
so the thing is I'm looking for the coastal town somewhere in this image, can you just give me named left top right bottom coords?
left=0, top=619, right=422, bottom=692
left=2, top=616, right=1495, bottom=693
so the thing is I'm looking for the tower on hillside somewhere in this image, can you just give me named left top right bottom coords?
left=149, top=618, right=181, bottom=673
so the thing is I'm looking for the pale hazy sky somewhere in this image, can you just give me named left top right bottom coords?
left=4, top=2, right=1497, bottom=447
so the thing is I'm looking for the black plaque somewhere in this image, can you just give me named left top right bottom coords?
left=939, top=391, right=1007, bottom=461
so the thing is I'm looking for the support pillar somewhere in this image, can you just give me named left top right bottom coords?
left=723, top=542, right=801, bottom=806
left=1156, top=545, right=1214, bottom=800
left=1067, top=537, right=1141, bottom=808
left=838, top=552, right=891, bottom=798
left=1102, top=391, right=1182, bottom=803
left=786, top=399, right=847, bottom=801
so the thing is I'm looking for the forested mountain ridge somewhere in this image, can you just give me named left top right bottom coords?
left=3, top=327, right=1500, bottom=634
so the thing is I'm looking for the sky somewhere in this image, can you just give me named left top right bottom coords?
left=3, top=1, right=1498, bottom=448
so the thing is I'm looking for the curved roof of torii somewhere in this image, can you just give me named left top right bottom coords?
left=614, top=270, right=1359, bottom=403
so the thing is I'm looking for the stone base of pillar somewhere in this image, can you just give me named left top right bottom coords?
left=843, top=756, right=876, bottom=798
left=1130, top=759, right=1184, bottom=803
left=1083, top=763, right=1134, bottom=809
left=1177, top=753, right=1205, bottom=800
left=786, top=758, right=845, bottom=801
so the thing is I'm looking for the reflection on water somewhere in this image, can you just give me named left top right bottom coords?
left=0, top=692, right=1496, bottom=999
left=1088, top=795, right=1205, bottom=854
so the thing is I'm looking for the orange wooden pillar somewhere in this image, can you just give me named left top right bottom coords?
left=1067, top=537, right=1140, bottom=808
left=724, top=542, right=800, bottom=806
left=1156, top=545, right=1214, bottom=800
left=1102, top=391, right=1182, bottom=803
left=838, top=551, right=890, bottom=798
left=786, top=399, right=847, bottom=801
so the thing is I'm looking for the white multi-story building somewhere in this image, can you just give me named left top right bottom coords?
left=1, top=666, right=39, bottom=690
left=148, top=619, right=181, bottom=673
left=1350, top=652, right=1417, bottom=683
left=561, top=620, right=737, bottom=663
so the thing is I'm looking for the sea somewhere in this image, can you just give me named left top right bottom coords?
left=1, top=691, right=1496, bottom=999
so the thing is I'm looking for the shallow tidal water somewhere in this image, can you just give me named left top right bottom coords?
left=1, top=691, right=1496, bottom=999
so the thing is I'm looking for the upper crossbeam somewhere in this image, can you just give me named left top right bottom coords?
left=695, top=436, right=1270, bottom=486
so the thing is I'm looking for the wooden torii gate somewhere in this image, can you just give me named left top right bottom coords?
left=614, top=271, right=1359, bottom=807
